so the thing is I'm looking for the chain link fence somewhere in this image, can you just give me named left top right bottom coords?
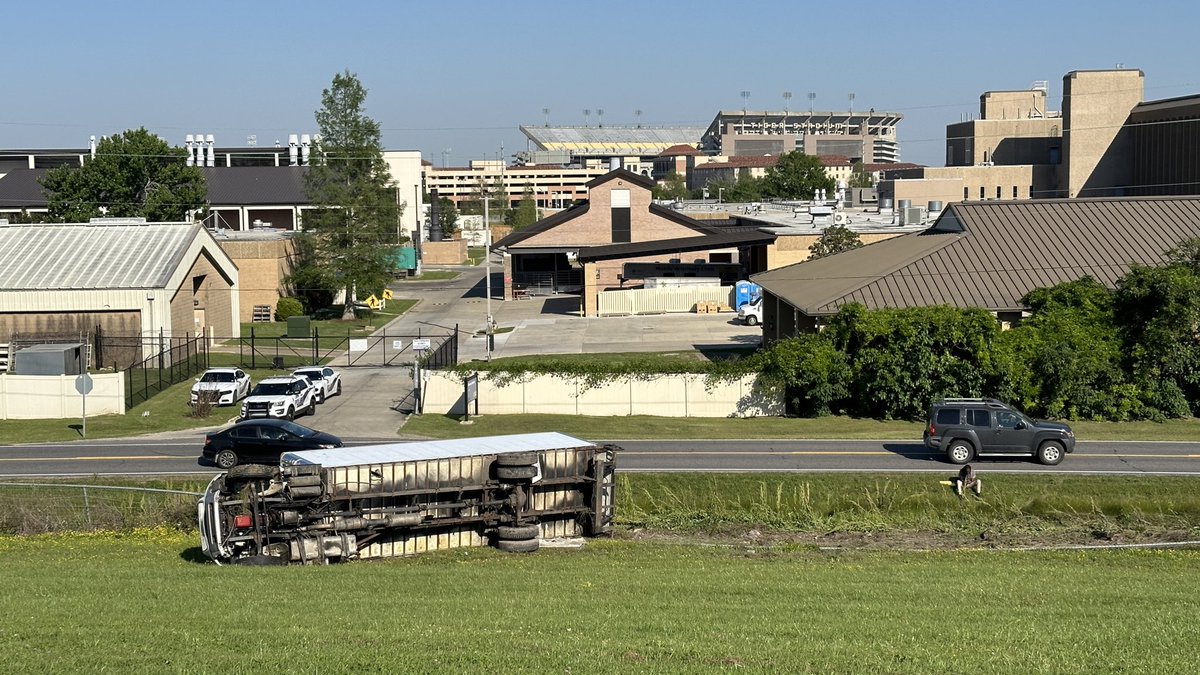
left=0, top=483, right=202, bottom=534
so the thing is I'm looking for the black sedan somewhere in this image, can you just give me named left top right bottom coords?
left=201, top=419, right=343, bottom=469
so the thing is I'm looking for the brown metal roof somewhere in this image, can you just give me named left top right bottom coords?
left=657, top=144, right=701, bottom=157
left=754, top=196, right=1200, bottom=316
left=578, top=229, right=776, bottom=262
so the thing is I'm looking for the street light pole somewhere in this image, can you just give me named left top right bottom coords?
left=718, top=187, right=725, bottom=204
left=484, top=188, right=493, bottom=362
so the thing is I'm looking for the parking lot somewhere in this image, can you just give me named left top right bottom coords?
left=253, top=268, right=764, bottom=440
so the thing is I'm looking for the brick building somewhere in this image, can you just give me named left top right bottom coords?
left=491, top=169, right=774, bottom=316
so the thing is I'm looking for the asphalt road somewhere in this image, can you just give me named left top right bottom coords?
left=1, top=438, right=1197, bottom=478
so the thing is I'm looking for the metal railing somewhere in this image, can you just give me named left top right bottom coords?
left=120, top=333, right=209, bottom=409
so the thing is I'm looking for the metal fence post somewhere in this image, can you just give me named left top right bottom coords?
left=312, top=327, right=319, bottom=365
left=82, top=486, right=92, bottom=526
left=250, top=327, right=256, bottom=370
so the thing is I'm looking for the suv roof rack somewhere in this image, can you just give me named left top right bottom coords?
left=938, top=397, right=1006, bottom=405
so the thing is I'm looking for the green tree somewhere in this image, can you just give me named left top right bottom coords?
left=1114, top=256, right=1200, bottom=414
left=995, top=278, right=1136, bottom=420
left=505, top=184, right=539, bottom=231
left=436, top=197, right=460, bottom=238
left=824, top=304, right=1002, bottom=419
left=849, top=162, right=873, bottom=188
left=300, top=70, right=403, bottom=319
left=652, top=172, right=689, bottom=201
left=727, top=172, right=764, bottom=202
left=760, top=151, right=835, bottom=200
left=40, top=128, right=206, bottom=222
left=808, top=224, right=864, bottom=260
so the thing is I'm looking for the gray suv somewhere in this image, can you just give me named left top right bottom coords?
left=923, top=398, right=1075, bottom=465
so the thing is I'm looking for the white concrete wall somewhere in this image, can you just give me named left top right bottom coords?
left=383, top=150, right=425, bottom=238
left=0, top=373, right=125, bottom=419
left=598, top=286, right=735, bottom=316
left=423, top=371, right=781, bottom=417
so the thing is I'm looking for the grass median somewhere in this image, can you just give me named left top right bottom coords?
left=2, top=531, right=1197, bottom=673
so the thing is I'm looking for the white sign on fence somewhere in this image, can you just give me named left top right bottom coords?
left=391, top=340, right=405, bottom=350
left=412, top=338, right=432, bottom=351
left=349, top=339, right=369, bottom=352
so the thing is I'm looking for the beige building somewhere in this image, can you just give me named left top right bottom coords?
left=878, top=68, right=1200, bottom=205
left=0, top=221, right=239, bottom=367
left=424, top=160, right=613, bottom=210
left=216, top=232, right=297, bottom=323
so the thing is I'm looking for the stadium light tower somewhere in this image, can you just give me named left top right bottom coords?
left=542, top=107, right=550, bottom=127
left=808, top=92, right=816, bottom=114
left=783, top=91, right=792, bottom=114
left=584, top=109, right=591, bottom=127
left=848, top=92, right=856, bottom=115
left=635, top=109, right=643, bottom=128
left=740, top=90, right=750, bottom=114
left=597, top=108, right=604, bottom=127
left=441, top=148, right=451, bottom=168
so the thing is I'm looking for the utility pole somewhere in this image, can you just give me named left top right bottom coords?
left=484, top=186, right=493, bottom=361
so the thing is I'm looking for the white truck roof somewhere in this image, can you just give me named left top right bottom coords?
left=281, top=432, right=596, bottom=468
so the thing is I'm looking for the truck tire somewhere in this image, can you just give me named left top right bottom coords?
left=745, top=315, right=759, bottom=326
left=215, top=449, right=239, bottom=469
left=1037, top=440, right=1065, bottom=466
left=946, top=440, right=973, bottom=465
left=496, top=451, right=538, bottom=467
left=496, top=465, right=538, bottom=481
left=496, top=524, right=540, bottom=541
left=496, top=538, right=540, bottom=553
left=285, top=407, right=295, bottom=421
left=226, top=464, right=274, bottom=480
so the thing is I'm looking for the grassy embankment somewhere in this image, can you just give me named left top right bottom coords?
left=3, top=473, right=1199, bottom=670
left=1, top=532, right=1197, bottom=672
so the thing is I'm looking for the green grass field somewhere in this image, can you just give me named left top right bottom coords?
left=2, top=531, right=1197, bottom=673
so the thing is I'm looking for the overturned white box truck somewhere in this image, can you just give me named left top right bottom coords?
left=198, top=432, right=617, bottom=565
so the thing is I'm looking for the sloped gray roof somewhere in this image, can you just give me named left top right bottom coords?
left=754, top=196, right=1200, bottom=315
left=0, top=166, right=308, bottom=210
left=0, top=168, right=50, bottom=208
left=199, top=166, right=307, bottom=205
left=0, top=222, right=201, bottom=290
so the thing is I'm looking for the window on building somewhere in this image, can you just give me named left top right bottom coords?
left=1013, top=186, right=1018, bottom=198
left=980, top=186, right=986, bottom=199
left=996, top=186, right=1002, bottom=199
left=964, top=187, right=969, bottom=200
left=610, top=189, right=631, bottom=243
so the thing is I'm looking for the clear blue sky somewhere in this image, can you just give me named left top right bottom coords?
left=3, top=0, right=1197, bottom=167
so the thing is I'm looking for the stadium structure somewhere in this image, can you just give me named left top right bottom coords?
left=518, top=125, right=707, bottom=165
left=700, top=109, right=903, bottom=163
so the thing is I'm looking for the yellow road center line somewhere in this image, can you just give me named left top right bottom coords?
left=0, top=455, right=178, bottom=462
